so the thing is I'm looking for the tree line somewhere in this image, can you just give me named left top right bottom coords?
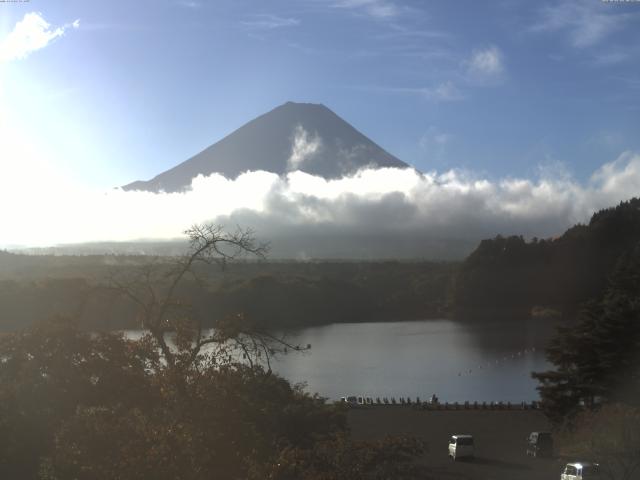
left=0, top=256, right=455, bottom=331
left=453, top=198, right=640, bottom=319
left=528, top=201, right=640, bottom=480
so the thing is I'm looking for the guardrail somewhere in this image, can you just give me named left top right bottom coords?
left=339, top=397, right=540, bottom=410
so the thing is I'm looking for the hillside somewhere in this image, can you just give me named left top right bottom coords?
left=453, top=197, right=640, bottom=318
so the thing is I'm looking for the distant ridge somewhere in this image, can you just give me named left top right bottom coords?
left=123, top=102, right=410, bottom=193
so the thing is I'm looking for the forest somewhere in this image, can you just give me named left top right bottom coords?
left=0, top=256, right=455, bottom=331
left=453, top=198, right=640, bottom=319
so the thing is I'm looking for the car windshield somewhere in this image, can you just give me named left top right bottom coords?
left=537, top=434, right=551, bottom=444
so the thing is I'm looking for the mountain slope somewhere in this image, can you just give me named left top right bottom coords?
left=123, top=102, right=410, bottom=192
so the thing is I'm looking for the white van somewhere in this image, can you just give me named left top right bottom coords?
left=448, top=434, right=474, bottom=461
left=561, top=462, right=600, bottom=479
left=343, top=396, right=359, bottom=407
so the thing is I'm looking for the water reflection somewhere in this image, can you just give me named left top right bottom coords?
left=270, top=319, right=554, bottom=402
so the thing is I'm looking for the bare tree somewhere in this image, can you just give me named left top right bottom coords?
left=110, top=223, right=305, bottom=373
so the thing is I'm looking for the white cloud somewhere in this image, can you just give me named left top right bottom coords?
left=288, top=125, right=322, bottom=170
left=2, top=149, right=640, bottom=259
left=333, top=0, right=400, bottom=19
left=241, top=14, right=300, bottom=30
left=0, top=12, right=79, bottom=63
left=591, top=151, right=640, bottom=199
left=465, top=45, right=504, bottom=82
left=427, top=81, right=464, bottom=102
left=531, top=1, right=630, bottom=48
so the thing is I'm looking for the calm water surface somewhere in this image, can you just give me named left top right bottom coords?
left=127, top=318, right=554, bottom=402
left=270, top=319, right=554, bottom=402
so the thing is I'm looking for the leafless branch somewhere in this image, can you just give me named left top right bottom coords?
left=107, top=223, right=276, bottom=373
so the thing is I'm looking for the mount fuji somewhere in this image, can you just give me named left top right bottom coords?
left=123, top=101, right=411, bottom=192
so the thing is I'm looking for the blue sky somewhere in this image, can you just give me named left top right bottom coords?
left=1, top=0, right=639, bottom=188
left=1, top=1, right=640, bottom=251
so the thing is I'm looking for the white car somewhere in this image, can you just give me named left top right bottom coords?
left=448, top=434, right=474, bottom=461
left=561, top=462, right=600, bottom=479
left=343, top=396, right=359, bottom=407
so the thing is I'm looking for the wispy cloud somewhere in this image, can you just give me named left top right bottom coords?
left=424, top=81, right=464, bottom=102
left=591, top=50, right=630, bottom=67
left=332, top=0, right=401, bottom=19
left=288, top=125, right=322, bottom=171
left=0, top=12, right=79, bottom=63
left=241, top=14, right=301, bottom=30
left=588, top=41, right=640, bottom=67
left=611, top=76, right=640, bottom=90
left=464, top=45, right=505, bottom=84
left=531, top=1, right=632, bottom=48
left=366, top=81, right=464, bottom=102
left=420, top=126, right=453, bottom=164
left=377, top=22, right=452, bottom=41
left=175, top=0, right=202, bottom=8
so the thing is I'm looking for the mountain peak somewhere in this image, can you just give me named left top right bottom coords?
left=123, top=102, right=410, bottom=193
left=281, top=100, right=325, bottom=108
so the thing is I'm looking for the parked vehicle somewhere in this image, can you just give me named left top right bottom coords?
left=344, top=396, right=358, bottom=407
left=526, top=431, right=553, bottom=457
left=448, top=434, right=474, bottom=461
left=561, top=462, right=600, bottom=479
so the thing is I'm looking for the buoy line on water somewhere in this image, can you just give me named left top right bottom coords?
left=456, top=347, right=537, bottom=377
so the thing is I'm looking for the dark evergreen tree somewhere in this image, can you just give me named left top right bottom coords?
left=533, top=244, right=640, bottom=423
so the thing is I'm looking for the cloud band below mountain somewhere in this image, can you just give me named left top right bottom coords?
left=3, top=152, right=640, bottom=258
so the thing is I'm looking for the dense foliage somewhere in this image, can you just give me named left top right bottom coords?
left=0, top=318, right=425, bottom=479
left=454, top=198, right=640, bottom=317
left=532, top=243, right=640, bottom=423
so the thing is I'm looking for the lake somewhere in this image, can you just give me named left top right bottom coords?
left=126, top=318, right=555, bottom=402
left=269, top=319, right=554, bottom=402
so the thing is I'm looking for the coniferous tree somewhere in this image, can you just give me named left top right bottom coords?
left=532, top=244, right=640, bottom=422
